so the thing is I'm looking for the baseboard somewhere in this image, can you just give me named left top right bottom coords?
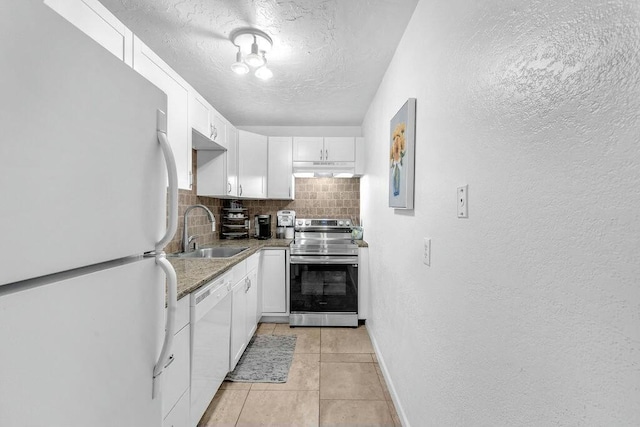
left=259, top=315, right=289, bottom=323
left=367, top=327, right=411, bottom=427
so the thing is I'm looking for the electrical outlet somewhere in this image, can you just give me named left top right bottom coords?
left=423, top=237, right=431, bottom=266
left=457, top=185, right=468, bottom=218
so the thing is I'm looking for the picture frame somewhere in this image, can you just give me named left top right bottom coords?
left=388, top=98, right=416, bottom=209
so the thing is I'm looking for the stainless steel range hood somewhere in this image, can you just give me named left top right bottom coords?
left=292, top=161, right=355, bottom=178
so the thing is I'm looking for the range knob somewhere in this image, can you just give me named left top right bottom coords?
left=297, top=220, right=303, bottom=226
left=345, top=220, right=351, bottom=226
left=338, top=221, right=344, bottom=226
left=305, top=220, right=311, bottom=226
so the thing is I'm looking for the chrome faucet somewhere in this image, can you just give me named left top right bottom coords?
left=182, top=204, right=216, bottom=253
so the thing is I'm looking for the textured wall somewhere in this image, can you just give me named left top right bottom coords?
left=361, top=1, right=640, bottom=426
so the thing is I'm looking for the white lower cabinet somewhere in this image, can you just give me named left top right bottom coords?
left=230, top=273, right=248, bottom=370
left=260, top=249, right=288, bottom=315
left=229, top=253, right=260, bottom=370
left=163, top=389, right=190, bottom=427
left=245, top=255, right=260, bottom=342
left=162, top=296, right=191, bottom=426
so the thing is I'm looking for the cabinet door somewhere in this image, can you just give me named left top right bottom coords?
left=133, top=36, right=192, bottom=189
left=238, top=131, right=267, bottom=198
left=260, top=250, right=287, bottom=314
left=163, top=390, right=189, bottom=427
left=268, top=137, right=294, bottom=199
left=230, top=278, right=247, bottom=370
left=161, top=324, right=190, bottom=419
left=293, top=137, right=324, bottom=161
left=355, top=137, right=365, bottom=176
left=189, top=90, right=210, bottom=138
left=45, top=0, right=133, bottom=66
left=245, top=267, right=259, bottom=343
left=324, top=137, right=355, bottom=162
left=210, top=113, right=227, bottom=148
left=226, top=126, right=239, bottom=197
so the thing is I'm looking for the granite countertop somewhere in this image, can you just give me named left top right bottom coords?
left=169, top=238, right=369, bottom=300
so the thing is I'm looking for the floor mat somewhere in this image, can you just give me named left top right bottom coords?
left=225, top=335, right=297, bottom=383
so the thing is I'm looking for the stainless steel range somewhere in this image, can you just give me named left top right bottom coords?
left=289, top=219, right=359, bottom=327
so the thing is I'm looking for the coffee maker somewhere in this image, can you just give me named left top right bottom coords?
left=254, top=215, right=271, bottom=239
left=276, top=210, right=296, bottom=239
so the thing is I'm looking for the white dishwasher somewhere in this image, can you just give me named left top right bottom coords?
left=190, top=272, right=232, bottom=426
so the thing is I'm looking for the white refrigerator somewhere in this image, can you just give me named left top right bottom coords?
left=0, top=2, right=179, bottom=426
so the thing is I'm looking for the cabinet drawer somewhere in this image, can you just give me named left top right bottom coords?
left=163, top=389, right=189, bottom=427
left=246, top=253, right=260, bottom=272
left=229, top=260, right=247, bottom=285
left=162, top=324, right=190, bottom=418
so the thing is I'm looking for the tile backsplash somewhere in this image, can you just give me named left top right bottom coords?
left=163, top=152, right=360, bottom=252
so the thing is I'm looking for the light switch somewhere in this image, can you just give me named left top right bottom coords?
left=457, top=185, right=468, bottom=218
left=423, top=237, right=431, bottom=266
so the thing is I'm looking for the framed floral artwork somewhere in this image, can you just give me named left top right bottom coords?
left=389, top=98, right=416, bottom=209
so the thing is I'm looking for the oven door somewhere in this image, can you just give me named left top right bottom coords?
left=289, top=255, right=358, bottom=314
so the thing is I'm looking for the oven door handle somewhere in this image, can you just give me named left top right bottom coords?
left=290, top=255, right=359, bottom=265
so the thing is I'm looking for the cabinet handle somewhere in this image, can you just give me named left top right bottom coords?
left=325, top=149, right=328, bottom=160
left=288, top=186, right=291, bottom=198
left=320, top=149, right=323, bottom=160
left=239, top=184, right=243, bottom=196
left=210, top=124, right=217, bottom=140
left=164, top=354, right=175, bottom=369
left=228, top=182, right=232, bottom=193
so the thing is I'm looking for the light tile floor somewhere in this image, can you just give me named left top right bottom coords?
left=198, top=323, right=402, bottom=427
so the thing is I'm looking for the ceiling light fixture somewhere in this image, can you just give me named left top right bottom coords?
left=230, top=47, right=249, bottom=75
left=255, top=53, right=273, bottom=80
left=230, top=28, right=273, bottom=79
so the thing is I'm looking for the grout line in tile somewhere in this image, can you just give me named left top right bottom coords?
left=233, top=386, right=251, bottom=426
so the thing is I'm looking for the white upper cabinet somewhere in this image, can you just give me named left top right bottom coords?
left=189, top=89, right=228, bottom=150
left=293, top=137, right=324, bottom=161
left=189, top=90, right=210, bottom=139
left=323, top=137, right=356, bottom=162
left=238, top=131, right=267, bottom=198
left=268, top=137, right=294, bottom=200
left=133, top=36, right=192, bottom=189
left=355, top=137, right=365, bottom=176
left=227, top=125, right=239, bottom=197
left=293, top=137, right=356, bottom=162
left=210, top=113, right=227, bottom=148
left=45, top=0, right=133, bottom=66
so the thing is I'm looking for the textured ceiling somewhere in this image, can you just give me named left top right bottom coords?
left=100, top=0, right=419, bottom=126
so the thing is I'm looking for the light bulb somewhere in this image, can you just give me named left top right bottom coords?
left=255, top=65, right=273, bottom=80
left=244, top=37, right=265, bottom=68
left=231, top=50, right=249, bottom=74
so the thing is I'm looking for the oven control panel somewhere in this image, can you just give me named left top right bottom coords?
left=295, top=218, right=352, bottom=230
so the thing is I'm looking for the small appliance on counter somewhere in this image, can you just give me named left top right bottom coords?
left=254, top=214, right=272, bottom=239
left=277, top=210, right=296, bottom=239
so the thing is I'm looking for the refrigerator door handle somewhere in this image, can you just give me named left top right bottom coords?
left=155, top=110, right=178, bottom=252
left=152, top=253, right=177, bottom=399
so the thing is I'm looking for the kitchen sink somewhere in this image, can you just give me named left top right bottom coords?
left=169, top=246, right=249, bottom=259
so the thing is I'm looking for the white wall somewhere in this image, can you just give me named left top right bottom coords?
left=361, top=1, right=640, bottom=426
left=237, top=125, right=361, bottom=137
